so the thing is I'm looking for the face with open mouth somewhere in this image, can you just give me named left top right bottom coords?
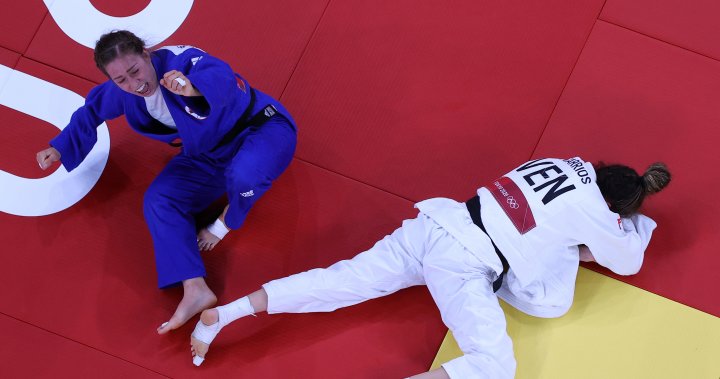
left=104, top=50, right=158, bottom=97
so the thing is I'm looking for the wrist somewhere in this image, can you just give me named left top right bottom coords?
left=189, top=85, right=203, bottom=97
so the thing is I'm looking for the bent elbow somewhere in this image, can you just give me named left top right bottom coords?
left=610, top=257, right=643, bottom=276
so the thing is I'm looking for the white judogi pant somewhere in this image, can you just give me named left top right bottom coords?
left=263, top=213, right=517, bottom=379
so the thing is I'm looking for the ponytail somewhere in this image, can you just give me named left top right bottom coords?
left=596, top=162, right=671, bottom=216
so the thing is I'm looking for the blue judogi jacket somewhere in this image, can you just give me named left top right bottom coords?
left=51, top=45, right=293, bottom=171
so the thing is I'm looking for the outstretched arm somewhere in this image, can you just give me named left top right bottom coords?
left=47, top=81, right=124, bottom=172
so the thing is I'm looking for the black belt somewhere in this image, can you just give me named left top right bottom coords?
left=169, top=88, right=279, bottom=150
left=210, top=103, right=278, bottom=151
left=465, top=195, right=510, bottom=292
left=211, top=88, right=280, bottom=152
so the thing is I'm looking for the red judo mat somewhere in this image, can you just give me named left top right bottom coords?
left=0, top=314, right=163, bottom=379
left=1, top=0, right=718, bottom=378
left=0, top=3, right=46, bottom=54
left=25, top=0, right=330, bottom=94
left=601, top=0, right=720, bottom=60
left=286, top=0, right=606, bottom=201
left=535, top=20, right=720, bottom=316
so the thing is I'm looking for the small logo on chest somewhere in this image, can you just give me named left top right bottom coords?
left=184, top=106, right=207, bottom=120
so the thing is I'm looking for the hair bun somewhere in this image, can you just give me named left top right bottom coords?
left=642, top=162, right=671, bottom=194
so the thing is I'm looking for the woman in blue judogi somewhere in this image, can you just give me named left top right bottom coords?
left=35, top=30, right=297, bottom=333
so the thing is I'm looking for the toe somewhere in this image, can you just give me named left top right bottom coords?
left=158, top=320, right=177, bottom=335
left=157, top=321, right=169, bottom=333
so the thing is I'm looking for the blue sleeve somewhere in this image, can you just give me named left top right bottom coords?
left=50, top=81, right=124, bottom=172
left=181, top=49, right=241, bottom=114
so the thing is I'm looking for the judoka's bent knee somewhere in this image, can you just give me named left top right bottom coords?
left=226, top=166, right=267, bottom=199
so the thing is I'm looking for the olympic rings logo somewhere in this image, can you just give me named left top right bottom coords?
left=506, top=196, right=519, bottom=209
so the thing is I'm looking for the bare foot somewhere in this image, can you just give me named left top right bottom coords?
left=197, top=228, right=222, bottom=251
left=158, top=278, right=217, bottom=334
left=190, top=308, right=220, bottom=363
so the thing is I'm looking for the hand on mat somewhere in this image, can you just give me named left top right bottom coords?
left=36, top=147, right=61, bottom=170
left=160, top=70, right=201, bottom=97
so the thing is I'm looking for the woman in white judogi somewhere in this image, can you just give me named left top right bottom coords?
left=188, top=157, right=671, bottom=378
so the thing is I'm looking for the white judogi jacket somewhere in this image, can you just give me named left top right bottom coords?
left=485, top=157, right=656, bottom=318
left=420, top=157, right=657, bottom=318
left=266, top=156, right=656, bottom=379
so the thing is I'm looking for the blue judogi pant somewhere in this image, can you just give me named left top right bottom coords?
left=143, top=116, right=296, bottom=288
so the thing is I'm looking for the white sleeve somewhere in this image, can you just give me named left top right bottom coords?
left=621, top=214, right=657, bottom=255
left=571, top=204, right=657, bottom=276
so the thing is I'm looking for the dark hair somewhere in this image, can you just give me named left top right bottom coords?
left=596, top=162, right=671, bottom=216
left=94, top=30, right=146, bottom=76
